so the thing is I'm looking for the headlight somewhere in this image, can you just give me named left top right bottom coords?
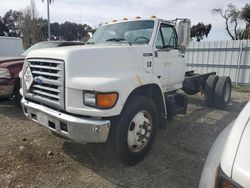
left=0, top=68, right=11, bottom=79
left=83, top=91, right=118, bottom=109
left=84, top=92, right=96, bottom=107
left=215, top=166, right=240, bottom=188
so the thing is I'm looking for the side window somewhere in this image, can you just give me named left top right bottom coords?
left=155, top=24, right=178, bottom=49
left=155, top=30, right=164, bottom=49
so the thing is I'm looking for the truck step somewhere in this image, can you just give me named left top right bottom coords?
left=165, top=93, right=187, bottom=120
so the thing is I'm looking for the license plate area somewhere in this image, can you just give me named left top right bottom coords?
left=28, top=109, right=68, bottom=133
left=37, top=112, right=48, bottom=127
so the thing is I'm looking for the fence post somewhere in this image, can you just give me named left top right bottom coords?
left=236, top=41, right=244, bottom=86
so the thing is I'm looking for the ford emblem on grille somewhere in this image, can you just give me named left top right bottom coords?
left=34, top=76, right=44, bottom=85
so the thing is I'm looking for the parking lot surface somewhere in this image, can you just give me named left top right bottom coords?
left=1, top=91, right=249, bottom=188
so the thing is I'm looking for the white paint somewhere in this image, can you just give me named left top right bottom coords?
left=200, top=101, right=250, bottom=187
left=232, top=117, right=250, bottom=187
left=25, top=18, right=186, bottom=117
left=186, top=40, right=250, bottom=84
left=199, top=121, right=234, bottom=188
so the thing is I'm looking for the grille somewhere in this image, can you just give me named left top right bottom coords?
left=24, top=58, right=65, bottom=110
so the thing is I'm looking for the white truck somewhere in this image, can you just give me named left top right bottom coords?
left=21, top=17, right=232, bottom=165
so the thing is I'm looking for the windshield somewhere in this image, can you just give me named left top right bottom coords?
left=21, top=42, right=60, bottom=56
left=88, top=20, right=155, bottom=45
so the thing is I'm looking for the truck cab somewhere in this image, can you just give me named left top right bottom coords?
left=87, top=18, right=189, bottom=92
left=21, top=18, right=230, bottom=166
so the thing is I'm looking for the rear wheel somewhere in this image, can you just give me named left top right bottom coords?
left=108, top=95, right=158, bottom=166
left=214, top=76, right=232, bottom=109
left=204, top=75, right=219, bottom=107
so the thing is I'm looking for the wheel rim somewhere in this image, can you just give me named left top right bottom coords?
left=224, top=81, right=231, bottom=102
left=127, top=110, right=153, bottom=152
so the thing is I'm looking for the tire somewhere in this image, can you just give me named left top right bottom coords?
left=108, top=95, right=158, bottom=166
left=204, top=75, right=219, bottom=107
left=214, top=76, right=232, bottom=109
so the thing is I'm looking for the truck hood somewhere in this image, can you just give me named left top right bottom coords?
left=24, top=44, right=157, bottom=117
left=26, top=44, right=152, bottom=82
left=220, top=101, right=250, bottom=187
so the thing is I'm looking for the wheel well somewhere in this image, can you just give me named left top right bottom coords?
left=125, top=84, right=166, bottom=119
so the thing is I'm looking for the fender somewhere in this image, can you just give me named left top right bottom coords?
left=65, top=70, right=167, bottom=118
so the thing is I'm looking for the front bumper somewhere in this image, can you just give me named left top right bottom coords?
left=0, top=79, right=14, bottom=98
left=21, top=98, right=111, bottom=143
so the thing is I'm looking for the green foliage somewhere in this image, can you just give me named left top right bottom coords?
left=0, top=5, right=92, bottom=48
left=191, top=23, right=212, bottom=42
left=2, top=10, right=23, bottom=37
left=241, top=4, right=250, bottom=23
left=233, top=84, right=250, bottom=93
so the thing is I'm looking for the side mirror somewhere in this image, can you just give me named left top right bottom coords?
left=176, top=19, right=191, bottom=49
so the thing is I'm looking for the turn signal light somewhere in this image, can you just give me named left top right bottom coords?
left=214, top=166, right=237, bottom=188
left=221, top=179, right=235, bottom=188
left=96, top=93, right=118, bottom=109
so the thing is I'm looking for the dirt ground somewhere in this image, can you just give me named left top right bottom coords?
left=0, top=91, right=250, bottom=188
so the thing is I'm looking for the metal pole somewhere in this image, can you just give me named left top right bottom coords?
left=47, top=0, right=51, bottom=40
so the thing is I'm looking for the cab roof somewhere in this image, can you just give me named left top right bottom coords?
left=103, top=18, right=176, bottom=26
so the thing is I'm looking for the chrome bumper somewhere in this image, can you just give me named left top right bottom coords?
left=21, top=98, right=111, bottom=143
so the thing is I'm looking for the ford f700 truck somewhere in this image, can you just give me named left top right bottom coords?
left=21, top=17, right=232, bottom=165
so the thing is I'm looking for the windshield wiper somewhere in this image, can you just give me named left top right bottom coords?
left=106, top=38, right=126, bottom=42
left=106, top=38, right=132, bottom=46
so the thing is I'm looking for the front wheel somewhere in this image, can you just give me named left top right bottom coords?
left=108, top=95, right=158, bottom=166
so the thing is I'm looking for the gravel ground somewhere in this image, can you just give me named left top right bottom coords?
left=0, top=91, right=249, bottom=188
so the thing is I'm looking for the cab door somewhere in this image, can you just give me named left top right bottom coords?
left=153, top=22, right=185, bottom=92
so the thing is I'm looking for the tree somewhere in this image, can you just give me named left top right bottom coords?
left=78, top=23, right=92, bottom=41
left=212, top=4, right=247, bottom=40
left=191, top=23, right=212, bottom=42
left=22, top=0, right=42, bottom=48
left=51, top=22, right=60, bottom=39
left=3, top=10, right=23, bottom=37
left=0, top=4, right=92, bottom=45
left=0, top=17, right=8, bottom=36
left=241, top=4, right=250, bottom=38
left=60, top=21, right=79, bottom=41
left=241, top=4, right=250, bottom=23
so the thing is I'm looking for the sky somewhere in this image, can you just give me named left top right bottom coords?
left=0, top=0, right=248, bottom=41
